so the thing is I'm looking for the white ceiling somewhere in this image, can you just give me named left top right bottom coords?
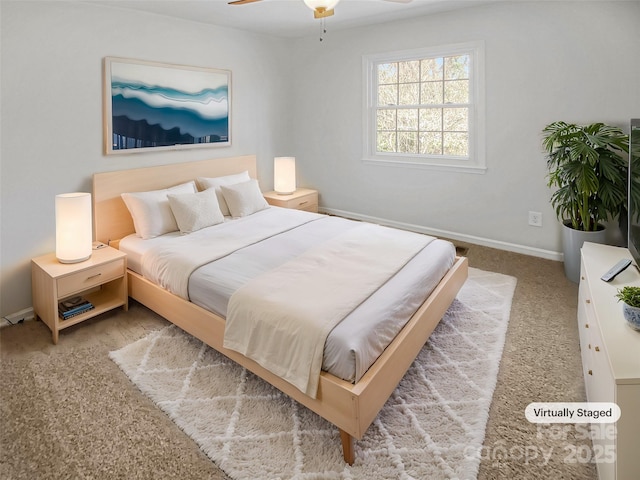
left=89, top=0, right=502, bottom=38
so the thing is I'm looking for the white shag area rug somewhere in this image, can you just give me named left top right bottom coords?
left=110, top=267, right=516, bottom=480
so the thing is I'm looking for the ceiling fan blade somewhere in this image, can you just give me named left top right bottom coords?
left=228, top=0, right=263, bottom=5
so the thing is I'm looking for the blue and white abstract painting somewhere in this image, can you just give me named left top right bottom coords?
left=104, top=58, right=230, bottom=153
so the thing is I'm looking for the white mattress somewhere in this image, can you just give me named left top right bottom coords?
left=120, top=207, right=455, bottom=383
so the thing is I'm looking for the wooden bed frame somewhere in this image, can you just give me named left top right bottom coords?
left=93, top=155, right=468, bottom=464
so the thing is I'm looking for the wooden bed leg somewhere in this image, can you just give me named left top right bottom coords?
left=340, top=429, right=355, bottom=465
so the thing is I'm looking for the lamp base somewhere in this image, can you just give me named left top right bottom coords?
left=57, top=254, right=91, bottom=264
left=275, top=190, right=296, bottom=196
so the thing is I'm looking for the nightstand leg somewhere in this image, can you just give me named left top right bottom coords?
left=52, top=329, right=58, bottom=345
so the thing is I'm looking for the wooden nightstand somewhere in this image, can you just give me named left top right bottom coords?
left=31, top=246, right=128, bottom=344
left=263, top=188, right=318, bottom=213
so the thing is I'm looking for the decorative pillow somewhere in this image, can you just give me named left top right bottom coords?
left=167, top=189, right=225, bottom=234
left=121, top=181, right=197, bottom=239
left=196, top=171, right=251, bottom=216
left=220, top=179, right=269, bottom=218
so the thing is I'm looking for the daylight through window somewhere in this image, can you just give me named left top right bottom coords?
left=363, top=42, right=485, bottom=172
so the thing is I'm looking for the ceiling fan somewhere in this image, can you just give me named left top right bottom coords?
left=228, top=0, right=413, bottom=20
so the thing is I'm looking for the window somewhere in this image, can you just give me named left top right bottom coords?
left=363, top=42, right=485, bottom=173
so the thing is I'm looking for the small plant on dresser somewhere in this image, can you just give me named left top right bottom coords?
left=615, top=286, right=640, bottom=330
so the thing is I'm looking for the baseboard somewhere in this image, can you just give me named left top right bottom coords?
left=1, top=307, right=35, bottom=328
left=320, top=207, right=563, bottom=261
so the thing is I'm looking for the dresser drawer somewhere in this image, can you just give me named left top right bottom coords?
left=57, top=259, right=125, bottom=298
left=577, top=278, right=593, bottom=357
left=587, top=321, right=615, bottom=404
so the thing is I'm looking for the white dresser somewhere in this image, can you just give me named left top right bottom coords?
left=578, top=242, right=640, bottom=480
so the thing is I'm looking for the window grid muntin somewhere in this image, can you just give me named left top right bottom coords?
left=375, top=53, right=471, bottom=158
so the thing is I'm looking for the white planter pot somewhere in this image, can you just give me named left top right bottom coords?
left=562, top=222, right=607, bottom=283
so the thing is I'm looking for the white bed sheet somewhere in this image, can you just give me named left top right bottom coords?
left=119, top=207, right=455, bottom=383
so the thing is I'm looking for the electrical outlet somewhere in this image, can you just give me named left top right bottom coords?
left=528, top=211, right=542, bottom=227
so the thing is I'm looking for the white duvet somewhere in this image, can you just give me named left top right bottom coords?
left=223, top=222, right=433, bottom=398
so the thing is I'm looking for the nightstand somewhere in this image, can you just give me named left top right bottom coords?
left=263, top=188, right=318, bottom=213
left=31, top=246, right=128, bottom=344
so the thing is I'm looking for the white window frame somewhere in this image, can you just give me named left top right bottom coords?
left=362, top=41, right=486, bottom=173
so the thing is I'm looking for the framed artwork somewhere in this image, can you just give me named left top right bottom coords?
left=103, top=57, right=231, bottom=154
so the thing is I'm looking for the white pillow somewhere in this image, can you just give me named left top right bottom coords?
left=121, top=181, right=197, bottom=239
left=220, top=179, right=269, bottom=218
left=167, top=189, right=225, bottom=234
left=196, top=171, right=251, bottom=216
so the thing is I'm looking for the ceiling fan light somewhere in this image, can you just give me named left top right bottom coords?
left=303, top=0, right=340, bottom=14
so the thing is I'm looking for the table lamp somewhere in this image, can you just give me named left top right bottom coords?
left=55, top=192, right=92, bottom=263
left=274, top=157, right=296, bottom=195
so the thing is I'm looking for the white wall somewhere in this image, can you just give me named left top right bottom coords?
left=289, top=1, right=640, bottom=255
left=0, top=1, right=291, bottom=316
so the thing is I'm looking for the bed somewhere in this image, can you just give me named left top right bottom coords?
left=93, top=155, right=468, bottom=464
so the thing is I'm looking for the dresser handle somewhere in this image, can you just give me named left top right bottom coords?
left=588, top=343, right=591, bottom=349
left=585, top=323, right=589, bottom=328
left=86, top=273, right=102, bottom=281
left=298, top=201, right=308, bottom=205
left=595, top=346, right=600, bottom=352
left=586, top=299, right=591, bottom=304
left=588, top=369, right=593, bottom=375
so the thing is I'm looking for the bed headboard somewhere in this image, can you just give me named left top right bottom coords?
left=93, top=155, right=258, bottom=245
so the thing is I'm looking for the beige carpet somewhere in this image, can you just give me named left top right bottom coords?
left=109, top=268, right=516, bottom=479
left=0, top=242, right=598, bottom=479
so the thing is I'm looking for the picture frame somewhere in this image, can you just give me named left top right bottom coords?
left=103, top=57, right=231, bottom=155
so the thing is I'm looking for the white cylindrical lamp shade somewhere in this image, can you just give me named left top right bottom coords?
left=274, top=157, right=296, bottom=195
left=56, top=192, right=93, bottom=264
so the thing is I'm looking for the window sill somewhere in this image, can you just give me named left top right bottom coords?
left=362, top=156, right=487, bottom=174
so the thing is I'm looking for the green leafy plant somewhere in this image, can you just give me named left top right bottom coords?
left=615, top=286, right=640, bottom=308
left=542, top=121, right=630, bottom=231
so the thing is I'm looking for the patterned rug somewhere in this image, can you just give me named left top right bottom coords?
left=110, top=267, right=516, bottom=479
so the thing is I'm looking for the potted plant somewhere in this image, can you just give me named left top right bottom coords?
left=615, top=286, right=640, bottom=330
left=542, top=121, right=629, bottom=282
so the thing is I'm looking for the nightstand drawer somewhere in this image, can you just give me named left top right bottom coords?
left=57, top=259, right=124, bottom=298
left=263, top=188, right=319, bottom=213
left=289, top=194, right=317, bottom=211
